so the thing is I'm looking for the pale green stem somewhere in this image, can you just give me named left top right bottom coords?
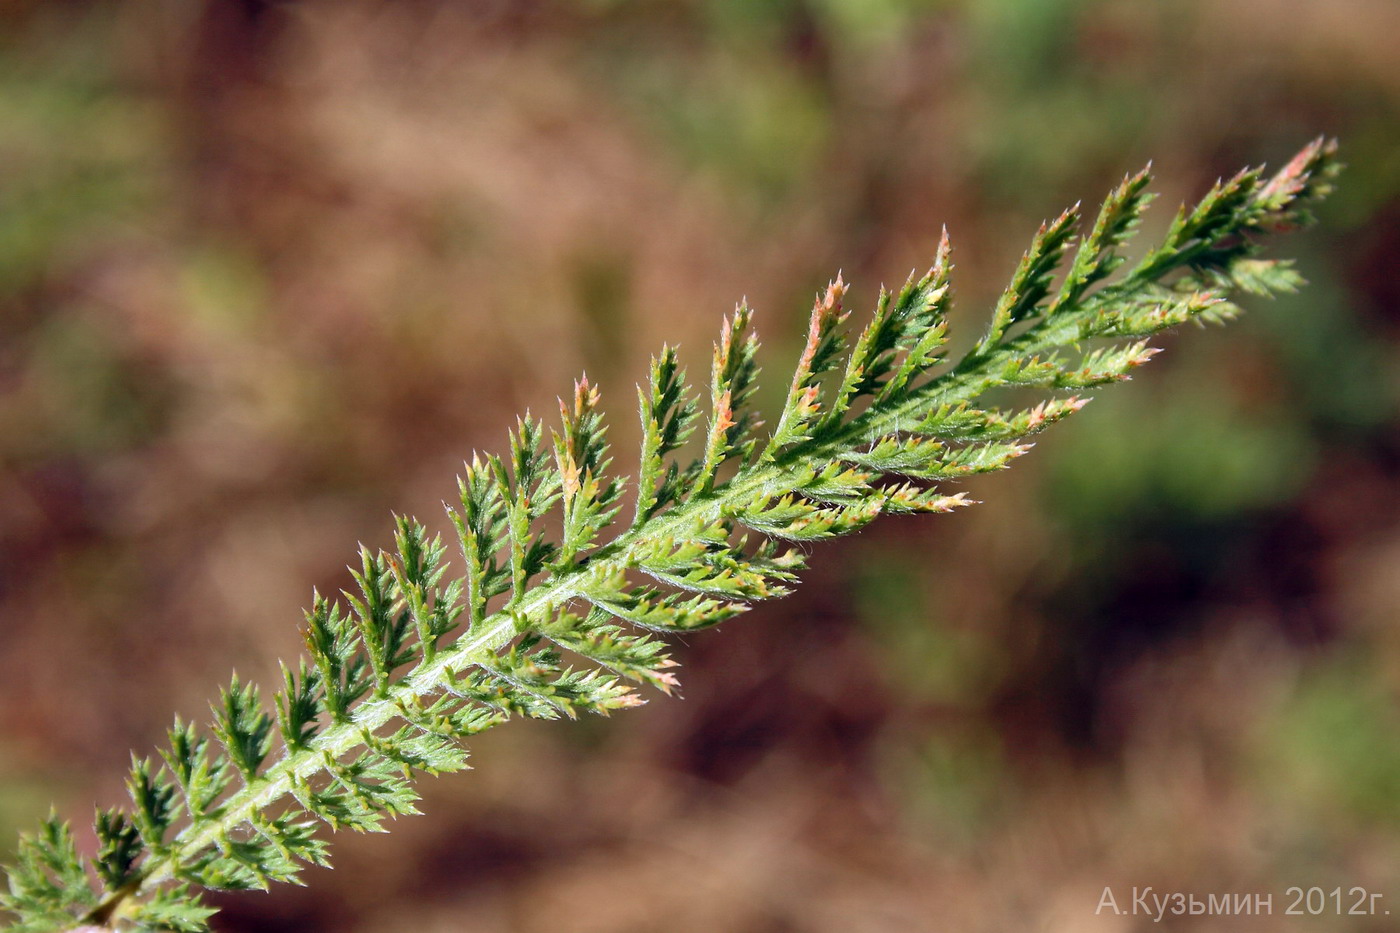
left=91, top=263, right=1175, bottom=925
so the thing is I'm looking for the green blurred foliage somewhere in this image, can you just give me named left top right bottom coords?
left=1256, top=651, right=1400, bottom=829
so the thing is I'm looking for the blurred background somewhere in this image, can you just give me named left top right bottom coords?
left=1, top=1, right=1397, bottom=930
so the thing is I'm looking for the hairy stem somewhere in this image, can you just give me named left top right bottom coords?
left=101, top=252, right=1163, bottom=919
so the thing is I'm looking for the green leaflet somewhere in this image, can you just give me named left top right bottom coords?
left=0, top=139, right=1339, bottom=932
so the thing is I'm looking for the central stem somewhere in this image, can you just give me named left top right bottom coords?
left=95, top=270, right=1148, bottom=925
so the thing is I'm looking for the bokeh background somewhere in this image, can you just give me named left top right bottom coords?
left=1, top=1, right=1398, bottom=931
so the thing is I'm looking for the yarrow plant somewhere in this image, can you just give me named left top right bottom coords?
left=2, top=140, right=1338, bottom=931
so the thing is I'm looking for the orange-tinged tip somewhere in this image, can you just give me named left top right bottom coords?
left=822, top=272, right=848, bottom=309
left=721, top=302, right=754, bottom=355
left=936, top=225, right=952, bottom=255
left=925, top=492, right=975, bottom=513
left=1127, top=346, right=1162, bottom=367
left=713, top=390, right=735, bottom=433
left=1259, top=137, right=1337, bottom=210
left=570, top=376, right=600, bottom=417
left=560, top=453, right=582, bottom=502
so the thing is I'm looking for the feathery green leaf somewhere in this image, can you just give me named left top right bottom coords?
left=0, top=140, right=1339, bottom=932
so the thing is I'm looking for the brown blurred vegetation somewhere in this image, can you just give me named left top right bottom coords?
left=1, top=1, right=1398, bottom=930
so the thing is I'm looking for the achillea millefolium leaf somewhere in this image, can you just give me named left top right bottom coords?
left=1, top=139, right=1339, bottom=933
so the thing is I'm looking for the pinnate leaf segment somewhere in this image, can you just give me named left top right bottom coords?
left=2, top=140, right=1338, bottom=931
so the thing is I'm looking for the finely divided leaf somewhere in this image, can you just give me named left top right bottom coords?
left=0, top=140, right=1339, bottom=933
